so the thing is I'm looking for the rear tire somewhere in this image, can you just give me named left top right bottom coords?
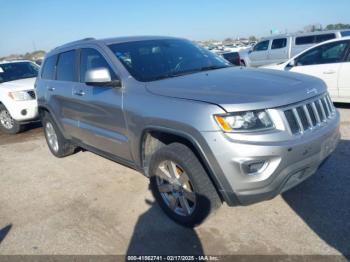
left=149, top=143, right=222, bottom=227
left=0, top=105, right=23, bottom=134
left=42, top=112, right=76, bottom=158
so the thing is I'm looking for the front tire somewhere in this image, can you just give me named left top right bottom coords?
left=0, top=105, right=22, bottom=134
left=42, top=112, right=76, bottom=158
left=149, top=143, right=222, bottom=227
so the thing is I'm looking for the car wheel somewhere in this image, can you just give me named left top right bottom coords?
left=0, top=105, right=22, bottom=134
left=42, top=112, right=76, bottom=158
left=240, top=60, right=246, bottom=67
left=149, top=143, right=222, bottom=227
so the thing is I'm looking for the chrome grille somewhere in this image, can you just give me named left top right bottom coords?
left=284, top=94, right=336, bottom=135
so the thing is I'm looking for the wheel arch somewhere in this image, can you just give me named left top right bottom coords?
left=140, top=127, right=226, bottom=202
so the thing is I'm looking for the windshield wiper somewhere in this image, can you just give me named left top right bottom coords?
left=198, top=65, right=231, bottom=72
left=150, top=65, right=231, bottom=81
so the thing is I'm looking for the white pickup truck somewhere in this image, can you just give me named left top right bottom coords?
left=0, top=60, right=39, bottom=134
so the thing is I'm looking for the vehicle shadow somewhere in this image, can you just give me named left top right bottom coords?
left=0, top=224, right=12, bottom=245
left=282, top=139, right=350, bottom=258
left=126, top=199, right=204, bottom=256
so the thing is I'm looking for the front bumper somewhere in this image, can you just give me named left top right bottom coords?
left=202, top=111, right=340, bottom=206
left=6, top=99, right=38, bottom=122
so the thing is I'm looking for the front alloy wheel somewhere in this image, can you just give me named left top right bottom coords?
left=0, top=109, right=14, bottom=130
left=156, top=160, right=196, bottom=216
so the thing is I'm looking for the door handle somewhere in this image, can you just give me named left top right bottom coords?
left=73, top=90, right=86, bottom=96
left=47, top=86, right=55, bottom=91
left=323, top=70, right=336, bottom=74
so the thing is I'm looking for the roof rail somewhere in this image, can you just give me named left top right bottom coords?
left=54, top=37, right=96, bottom=49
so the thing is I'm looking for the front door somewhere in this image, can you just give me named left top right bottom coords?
left=72, top=47, right=132, bottom=161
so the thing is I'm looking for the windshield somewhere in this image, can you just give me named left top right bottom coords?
left=108, top=39, right=231, bottom=82
left=0, top=62, right=39, bottom=83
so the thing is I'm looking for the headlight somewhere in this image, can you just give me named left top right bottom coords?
left=214, top=110, right=274, bottom=132
left=8, top=91, right=33, bottom=101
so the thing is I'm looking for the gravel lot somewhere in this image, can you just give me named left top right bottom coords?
left=0, top=106, right=349, bottom=258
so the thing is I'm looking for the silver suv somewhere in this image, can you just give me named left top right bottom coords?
left=36, top=36, right=340, bottom=227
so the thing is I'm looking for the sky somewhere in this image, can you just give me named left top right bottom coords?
left=0, top=0, right=349, bottom=56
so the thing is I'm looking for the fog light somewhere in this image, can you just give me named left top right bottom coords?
left=242, top=160, right=266, bottom=175
left=21, top=109, right=27, bottom=116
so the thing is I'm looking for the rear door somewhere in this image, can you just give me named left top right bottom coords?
left=43, top=50, right=80, bottom=137
left=248, top=40, right=270, bottom=67
left=289, top=40, right=349, bottom=99
left=72, top=47, right=131, bottom=161
left=269, top=38, right=289, bottom=64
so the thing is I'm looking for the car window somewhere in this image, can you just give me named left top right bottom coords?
left=108, top=39, right=230, bottom=82
left=41, top=55, right=57, bottom=80
left=56, top=50, right=76, bottom=82
left=315, top=33, right=336, bottom=43
left=0, top=62, right=39, bottom=83
left=341, top=31, right=350, bottom=37
left=295, top=36, right=314, bottom=45
left=253, top=40, right=269, bottom=51
left=271, top=38, right=287, bottom=49
left=296, top=41, right=349, bottom=66
left=79, top=48, right=116, bottom=83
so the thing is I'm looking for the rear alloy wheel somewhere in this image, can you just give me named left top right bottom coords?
left=0, top=105, right=22, bottom=134
left=42, top=112, right=76, bottom=158
left=149, top=143, right=222, bottom=227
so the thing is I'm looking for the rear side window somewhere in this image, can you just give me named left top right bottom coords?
left=271, top=38, right=287, bottom=49
left=56, top=50, right=76, bottom=82
left=41, top=55, right=57, bottom=80
left=253, top=40, right=269, bottom=51
left=296, top=34, right=336, bottom=45
left=295, top=36, right=314, bottom=45
left=79, top=48, right=116, bottom=82
left=315, top=33, right=336, bottom=43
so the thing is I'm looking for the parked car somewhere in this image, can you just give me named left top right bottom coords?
left=218, top=51, right=242, bottom=66
left=36, top=36, right=340, bottom=227
left=263, top=37, right=350, bottom=103
left=241, top=30, right=350, bottom=67
left=0, top=60, right=39, bottom=134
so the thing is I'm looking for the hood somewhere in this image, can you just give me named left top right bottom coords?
left=0, top=77, right=36, bottom=92
left=145, top=67, right=326, bottom=112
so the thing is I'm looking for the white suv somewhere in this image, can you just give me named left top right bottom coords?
left=0, top=60, right=39, bottom=134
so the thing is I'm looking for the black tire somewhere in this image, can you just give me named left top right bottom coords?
left=0, top=104, right=23, bottom=134
left=42, top=112, right=76, bottom=158
left=240, top=60, right=246, bottom=67
left=149, top=143, right=222, bottom=227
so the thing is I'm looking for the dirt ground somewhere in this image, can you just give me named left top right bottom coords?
left=0, top=105, right=349, bottom=258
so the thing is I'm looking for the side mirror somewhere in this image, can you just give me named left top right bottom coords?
left=85, top=68, right=121, bottom=88
left=287, top=59, right=296, bottom=68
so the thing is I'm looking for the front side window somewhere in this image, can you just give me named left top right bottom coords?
left=108, top=39, right=230, bottom=82
left=253, top=40, right=270, bottom=51
left=79, top=48, right=116, bottom=82
left=41, top=55, right=57, bottom=80
left=296, top=41, right=349, bottom=66
left=56, top=50, right=76, bottom=82
left=271, top=38, right=287, bottom=49
left=0, top=62, right=39, bottom=83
